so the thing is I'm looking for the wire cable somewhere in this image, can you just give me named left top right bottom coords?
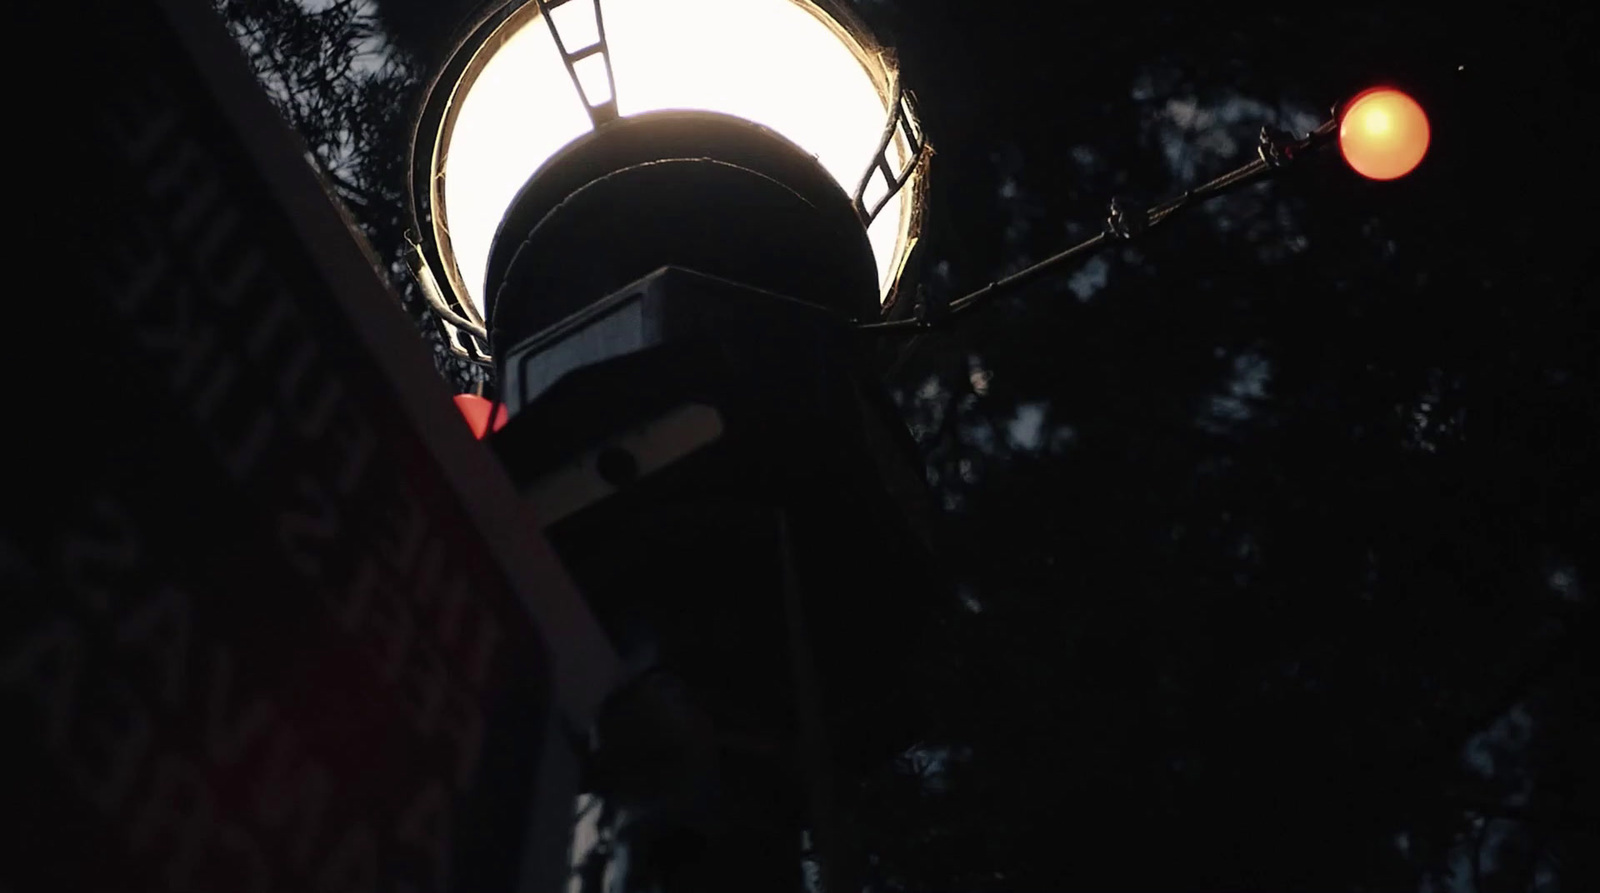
left=859, top=117, right=1337, bottom=336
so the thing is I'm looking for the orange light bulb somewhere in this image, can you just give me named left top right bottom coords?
left=1339, top=87, right=1430, bottom=180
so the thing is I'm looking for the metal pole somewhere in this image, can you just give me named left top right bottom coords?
left=779, top=510, right=851, bottom=893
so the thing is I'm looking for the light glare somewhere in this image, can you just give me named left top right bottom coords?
left=440, top=23, right=592, bottom=321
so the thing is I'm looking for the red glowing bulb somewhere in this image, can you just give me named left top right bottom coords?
left=453, top=393, right=507, bottom=439
left=1339, top=87, right=1430, bottom=180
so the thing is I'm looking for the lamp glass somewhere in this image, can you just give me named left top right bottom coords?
left=436, top=0, right=916, bottom=319
left=1338, top=87, right=1430, bottom=181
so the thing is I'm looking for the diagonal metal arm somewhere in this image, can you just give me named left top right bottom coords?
left=536, top=0, right=619, bottom=127
left=853, top=83, right=928, bottom=227
left=860, top=116, right=1338, bottom=334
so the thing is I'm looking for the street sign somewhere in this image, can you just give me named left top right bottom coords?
left=3, top=1, right=621, bottom=890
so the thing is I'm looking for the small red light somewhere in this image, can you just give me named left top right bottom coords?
left=1339, top=87, right=1430, bottom=180
left=453, top=393, right=508, bottom=439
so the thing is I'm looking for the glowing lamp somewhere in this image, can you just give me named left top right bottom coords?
left=409, top=0, right=929, bottom=362
left=1338, top=87, right=1430, bottom=181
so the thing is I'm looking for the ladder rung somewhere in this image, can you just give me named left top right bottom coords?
left=566, top=42, right=606, bottom=63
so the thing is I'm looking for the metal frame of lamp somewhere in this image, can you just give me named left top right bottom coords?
left=406, top=0, right=931, bottom=364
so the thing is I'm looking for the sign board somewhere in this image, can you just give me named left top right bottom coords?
left=3, top=1, right=621, bottom=890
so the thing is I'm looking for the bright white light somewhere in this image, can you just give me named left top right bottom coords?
left=437, top=21, right=593, bottom=322
left=435, top=0, right=918, bottom=319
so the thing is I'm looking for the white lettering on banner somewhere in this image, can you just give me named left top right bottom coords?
left=204, top=647, right=277, bottom=768
left=278, top=474, right=342, bottom=578
left=67, top=679, right=156, bottom=815
left=252, top=727, right=332, bottom=873
left=114, top=585, right=193, bottom=710
left=129, top=754, right=216, bottom=892
left=1, top=42, right=546, bottom=889
left=247, top=288, right=348, bottom=442
left=59, top=499, right=142, bottom=617
left=94, top=60, right=497, bottom=733
left=3, top=619, right=85, bottom=747
left=5, top=496, right=454, bottom=891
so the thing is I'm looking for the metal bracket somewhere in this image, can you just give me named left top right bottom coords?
left=522, top=403, right=726, bottom=526
left=1104, top=195, right=1148, bottom=241
left=1259, top=116, right=1339, bottom=168
left=407, top=237, right=493, bottom=363
left=912, top=284, right=946, bottom=326
left=1258, top=125, right=1296, bottom=168
left=536, top=0, right=619, bottom=128
left=853, top=83, right=927, bottom=227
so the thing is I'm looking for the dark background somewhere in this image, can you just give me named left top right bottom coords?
left=218, top=0, right=1596, bottom=890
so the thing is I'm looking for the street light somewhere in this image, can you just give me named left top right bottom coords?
left=404, top=4, right=1435, bottom=889
left=407, top=2, right=941, bottom=889
left=408, top=0, right=928, bottom=364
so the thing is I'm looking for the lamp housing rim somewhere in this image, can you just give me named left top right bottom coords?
left=405, top=0, right=929, bottom=361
